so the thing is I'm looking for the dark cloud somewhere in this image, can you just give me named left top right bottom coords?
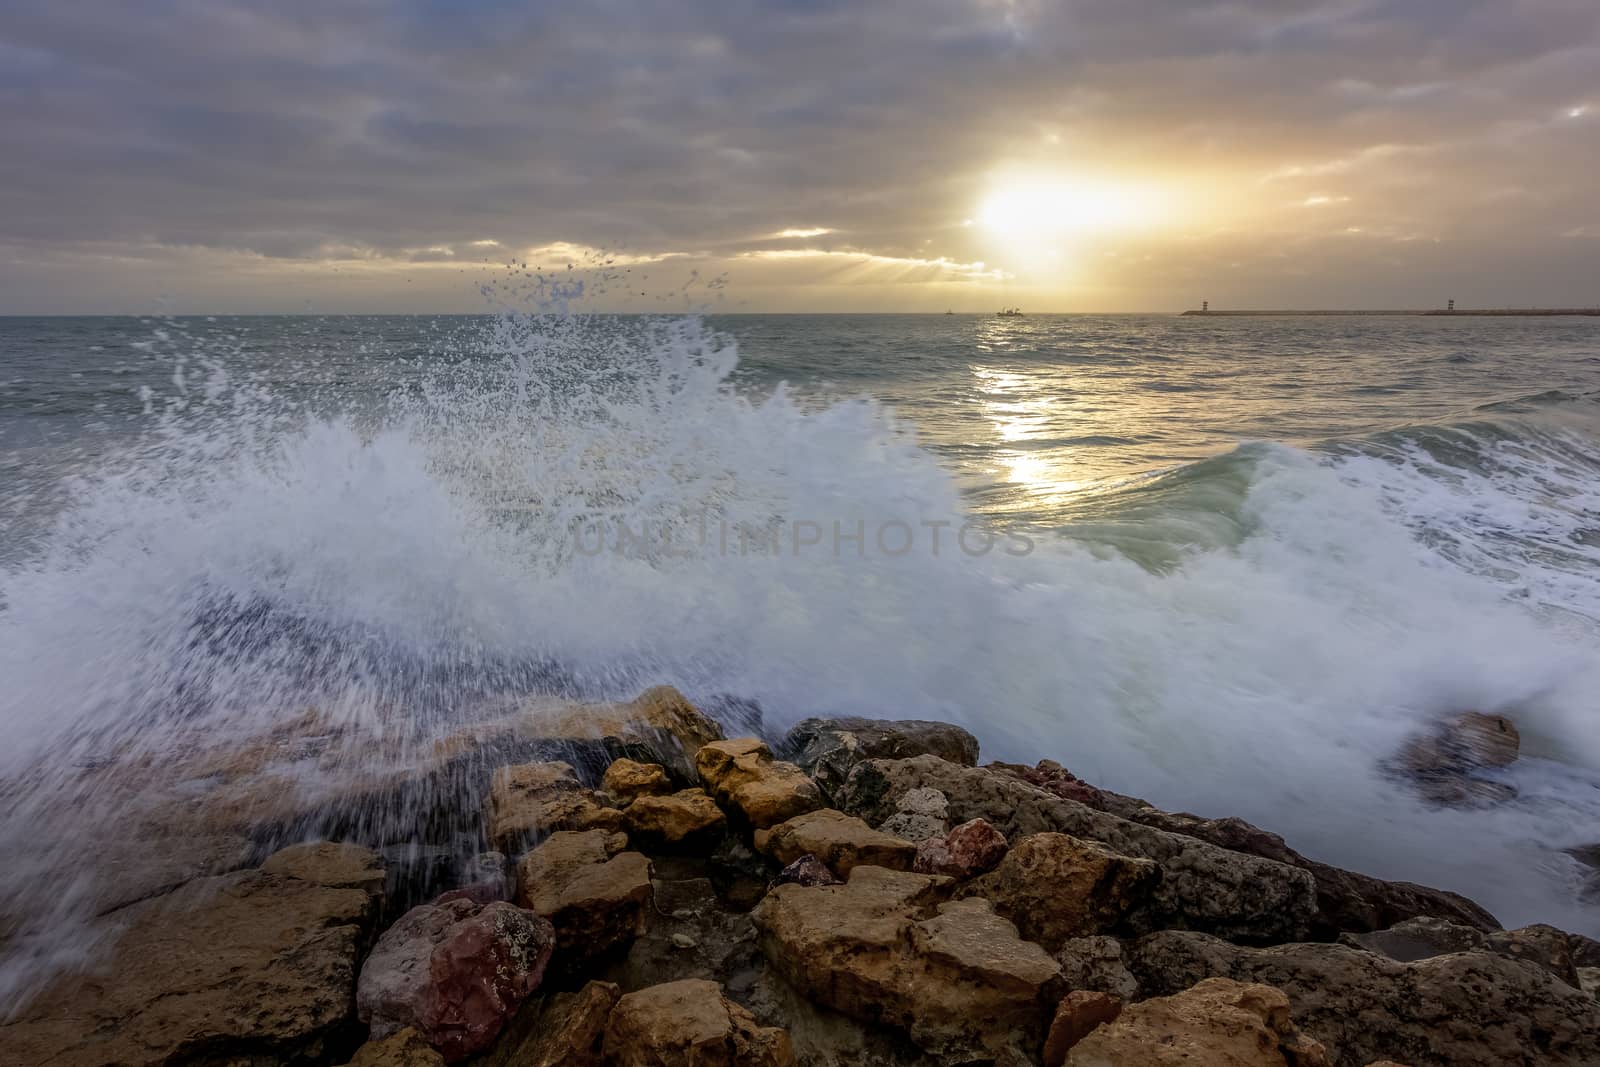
left=0, top=0, right=1595, bottom=310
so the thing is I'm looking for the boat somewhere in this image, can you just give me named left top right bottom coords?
left=996, top=307, right=1024, bottom=317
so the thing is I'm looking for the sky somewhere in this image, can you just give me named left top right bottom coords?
left=0, top=0, right=1597, bottom=314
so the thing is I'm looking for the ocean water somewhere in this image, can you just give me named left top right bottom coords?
left=3, top=306, right=1600, bottom=995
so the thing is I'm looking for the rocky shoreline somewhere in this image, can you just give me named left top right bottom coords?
left=3, top=688, right=1597, bottom=1066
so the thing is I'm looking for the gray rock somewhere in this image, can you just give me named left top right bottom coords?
left=783, top=718, right=979, bottom=797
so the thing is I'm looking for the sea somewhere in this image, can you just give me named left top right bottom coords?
left=3, top=303, right=1600, bottom=993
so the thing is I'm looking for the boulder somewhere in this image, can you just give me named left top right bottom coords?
left=783, top=717, right=979, bottom=797
left=1395, top=713, right=1521, bottom=808
left=878, top=786, right=950, bottom=843
left=262, top=840, right=388, bottom=896
left=914, top=818, right=1008, bottom=879
left=695, top=738, right=823, bottom=829
left=516, top=830, right=653, bottom=965
left=1125, top=929, right=1600, bottom=1067
left=1063, top=977, right=1330, bottom=1066
left=602, top=979, right=795, bottom=1067
left=356, top=898, right=555, bottom=1062
left=604, top=759, right=674, bottom=804
left=754, top=808, right=917, bottom=877
left=1341, top=917, right=1581, bottom=988
left=1054, top=936, right=1141, bottom=1001
left=838, top=756, right=1320, bottom=943
left=752, top=865, right=1063, bottom=1061
left=480, top=980, right=619, bottom=1067
left=600, top=876, right=762, bottom=994
left=343, top=1027, right=448, bottom=1067
left=959, top=833, right=1161, bottom=951
left=514, top=686, right=725, bottom=782
left=774, top=854, right=840, bottom=888
left=991, top=760, right=1154, bottom=820
left=1042, top=990, right=1123, bottom=1067
left=625, top=789, right=727, bottom=852
left=0, top=846, right=382, bottom=1067
left=485, top=761, right=624, bottom=852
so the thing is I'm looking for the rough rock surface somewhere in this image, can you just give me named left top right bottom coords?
left=515, top=830, right=654, bottom=965
left=625, top=789, right=728, bottom=852
left=959, top=832, right=1161, bottom=951
left=784, top=717, right=980, bottom=797
left=696, top=738, right=823, bottom=829
left=914, top=818, right=1008, bottom=878
left=1042, top=990, right=1123, bottom=1067
left=1341, top=916, right=1581, bottom=987
left=604, top=759, right=674, bottom=804
left=774, top=854, right=839, bottom=887
left=602, top=978, right=795, bottom=1067
left=838, top=755, right=1319, bottom=943
left=1055, top=935, right=1142, bottom=1001
left=480, top=980, right=619, bottom=1067
left=752, top=865, right=1063, bottom=1061
left=343, top=1027, right=449, bottom=1067
left=1, top=847, right=382, bottom=1067
left=877, top=786, right=950, bottom=843
left=1064, top=977, right=1330, bottom=1066
left=754, top=808, right=917, bottom=876
left=1396, top=712, right=1522, bottom=808
left=513, top=687, right=726, bottom=781
left=1125, top=929, right=1600, bottom=1067
left=259, top=840, right=389, bottom=897
left=485, top=761, right=624, bottom=852
left=356, top=897, right=556, bottom=1062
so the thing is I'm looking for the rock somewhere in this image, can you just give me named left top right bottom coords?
left=602, top=979, right=795, bottom=1067
left=604, top=759, right=674, bottom=804
left=0, top=849, right=381, bottom=1067
left=599, top=876, right=762, bottom=994
left=1340, top=917, right=1582, bottom=988
left=960, top=832, right=1160, bottom=951
left=914, top=818, right=1008, bottom=878
left=1042, top=990, right=1123, bottom=1067
left=480, top=980, right=619, bottom=1067
left=838, top=756, right=1322, bottom=943
left=343, top=1027, right=448, bottom=1067
left=1064, top=977, right=1330, bottom=1066
left=1395, top=713, right=1521, bottom=809
left=262, top=840, right=388, bottom=896
left=774, top=854, right=839, bottom=888
left=706, top=838, right=772, bottom=911
left=1580, top=968, right=1600, bottom=999
left=516, top=830, right=654, bottom=965
left=626, top=789, right=727, bottom=852
left=485, top=761, right=624, bottom=852
left=1124, top=929, right=1600, bottom=1066
left=754, top=808, right=917, bottom=877
left=783, top=717, right=980, bottom=797
left=695, top=738, right=823, bottom=829
left=1055, top=936, right=1141, bottom=1001
left=517, top=686, right=726, bottom=782
left=436, top=851, right=510, bottom=905
left=752, top=865, right=1063, bottom=1061
left=991, top=760, right=1154, bottom=821
left=356, top=897, right=555, bottom=1062
left=878, top=786, right=951, bottom=842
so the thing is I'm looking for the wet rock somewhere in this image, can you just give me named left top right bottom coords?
left=752, top=865, right=1063, bottom=1061
left=602, top=978, right=795, bottom=1066
left=1, top=847, right=382, bottom=1067
left=914, top=818, right=1008, bottom=878
left=1055, top=936, right=1141, bottom=1001
left=1064, top=977, right=1330, bottom=1066
left=357, top=897, right=555, bottom=1062
left=515, top=830, right=654, bottom=965
left=784, top=717, right=979, bottom=797
left=604, top=759, right=674, bottom=804
left=754, top=808, right=917, bottom=877
left=439, top=850, right=510, bottom=905
left=599, top=875, right=761, bottom=993
left=262, top=840, right=388, bottom=896
left=706, top=838, right=772, bottom=911
left=626, top=789, right=728, bottom=852
left=992, top=760, right=1154, bottom=820
left=774, top=854, right=839, bottom=887
left=1395, top=713, right=1521, bottom=809
left=960, top=832, right=1160, bottom=951
left=695, top=738, right=823, bottom=829
left=1042, top=990, right=1123, bottom=1067
left=1125, top=929, right=1600, bottom=1067
left=1340, top=916, right=1582, bottom=988
left=514, top=686, right=725, bottom=782
left=837, top=756, right=1321, bottom=943
left=485, top=761, right=624, bottom=852
left=343, top=1027, right=447, bottom=1067
left=481, top=980, right=619, bottom=1067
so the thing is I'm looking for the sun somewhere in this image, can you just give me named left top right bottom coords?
left=976, top=174, right=1171, bottom=261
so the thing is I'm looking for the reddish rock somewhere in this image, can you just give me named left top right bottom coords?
left=914, top=818, right=1008, bottom=878
left=774, top=854, right=839, bottom=888
left=1042, top=991, right=1123, bottom=1067
left=357, top=897, right=556, bottom=1062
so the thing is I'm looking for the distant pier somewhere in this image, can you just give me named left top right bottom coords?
left=1182, top=308, right=1600, bottom=317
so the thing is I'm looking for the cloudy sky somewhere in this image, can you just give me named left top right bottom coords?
left=1, top=0, right=1597, bottom=313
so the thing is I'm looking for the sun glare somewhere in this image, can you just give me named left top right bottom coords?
left=977, top=175, right=1170, bottom=256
